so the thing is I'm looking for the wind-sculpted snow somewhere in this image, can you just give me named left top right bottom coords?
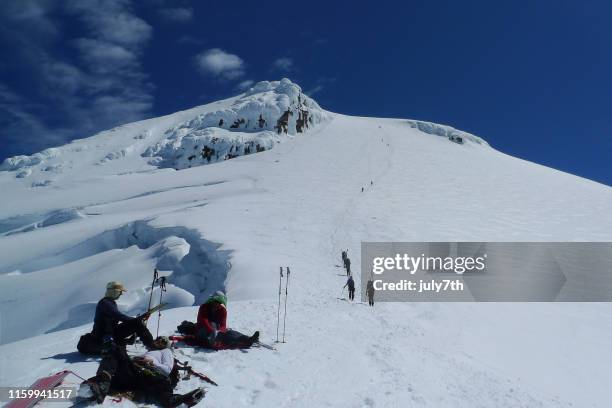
left=0, top=218, right=230, bottom=343
left=142, top=128, right=282, bottom=170
left=0, top=147, right=62, bottom=171
left=142, top=78, right=330, bottom=170
left=407, top=120, right=489, bottom=146
left=177, top=78, right=327, bottom=136
left=99, top=145, right=136, bottom=163
left=0, top=208, right=86, bottom=236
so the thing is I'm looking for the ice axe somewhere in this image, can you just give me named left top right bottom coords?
left=175, top=360, right=218, bottom=386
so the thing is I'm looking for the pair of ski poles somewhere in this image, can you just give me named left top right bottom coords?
left=147, top=268, right=167, bottom=337
left=276, top=266, right=291, bottom=343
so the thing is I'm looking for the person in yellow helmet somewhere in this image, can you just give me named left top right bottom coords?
left=78, top=281, right=154, bottom=354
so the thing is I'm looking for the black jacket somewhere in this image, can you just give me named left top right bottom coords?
left=91, top=297, right=132, bottom=339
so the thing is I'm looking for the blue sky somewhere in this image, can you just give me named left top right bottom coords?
left=1, top=0, right=610, bottom=186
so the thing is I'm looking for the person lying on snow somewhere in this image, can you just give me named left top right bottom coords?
left=81, top=336, right=205, bottom=407
left=78, top=281, right=155, bottom=354
left=195, top=291, right=259, bottom=349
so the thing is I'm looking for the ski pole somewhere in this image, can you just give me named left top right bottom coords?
left=276, top=267, right=283, bottom=342
left=282, top=267, right=290, bottom=343
left=156, top=276, right=167, bottom=337
left=147, top=269, right=158, bottom=311
left=146, top=269, right=159, bottom=329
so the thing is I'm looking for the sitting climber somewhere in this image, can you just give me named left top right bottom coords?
left=78, top=281, right=155, bottom=354
left=81, top=336, right=205, bottom=407
left=194, top=291, right=259, bottom=349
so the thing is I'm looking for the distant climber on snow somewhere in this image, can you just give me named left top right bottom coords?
left=366, top=279, right=375, bottom=306
left=78, top=281, right=155, bottom=354
left=344, top=276, right=356, bottom=301
left=194, top=291, right=259, bottom=349
left=344, top=256, right=351, bottom=276
left=341, top=250, right=347, bottom=265
left=81, top=336, right=205, bottom=407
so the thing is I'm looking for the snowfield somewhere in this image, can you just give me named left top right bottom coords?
left=1, top=79, right=611, bottom=407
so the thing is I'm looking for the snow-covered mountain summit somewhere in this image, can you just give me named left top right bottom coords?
left=142, top=79, right=330, bottom=170
left=0, top=78, right=331, bottom=177
left=0, top=78, right=488, bottom=181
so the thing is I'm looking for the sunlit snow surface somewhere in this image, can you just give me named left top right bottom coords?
left=1, top=79, right=611, bottom=407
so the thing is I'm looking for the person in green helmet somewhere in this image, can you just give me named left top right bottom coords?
left=195, top=291, right=259, bottom=349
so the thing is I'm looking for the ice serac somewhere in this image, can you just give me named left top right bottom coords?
left=142, top=78, right=330, bottom=170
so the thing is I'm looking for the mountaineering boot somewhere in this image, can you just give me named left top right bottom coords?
left=182, top=388, right=206, bottom=407
left=167, top=394, right=185, bottom=407
left=85, top=371, right=111, bottom=403
left=88, top=381, right=108, bottom=404
left=167, top=388, right=206, bottom=407
left=248, top=331, right=260, bottom=346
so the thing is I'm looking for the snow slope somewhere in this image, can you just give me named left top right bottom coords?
left=1, top=79, right=611, bottom=407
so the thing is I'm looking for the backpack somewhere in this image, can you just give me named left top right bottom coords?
left=177, top=320, right=196, bottom=335
left=77, top=333, right=102, bottom=355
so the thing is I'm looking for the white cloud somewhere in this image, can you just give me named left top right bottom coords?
left=236, top=80, right=255, bottom=91
left=74, top=39, right=138, bottom=73
left=0, top=1, right=59, bottom=38
left=306, top=77, right=336, bottom=97
left=40, top=61, right=87, bottom=94
left=64, top=0, right=152, bottom=50
left=0, top=0, right=155, bottom=158
left=0, top=83, right=69, bottom=155
left=158, top=7, right=193, bottom=22
left=305, top=85, right=324, bottom=96
left=64, top=0, right=154, bottom=118
left=272, top=57, right=293, bottom=72
left=195, top=48, right=245, bottom=80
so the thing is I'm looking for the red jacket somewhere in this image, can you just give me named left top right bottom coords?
left=196, top=302, right=227, bottom=334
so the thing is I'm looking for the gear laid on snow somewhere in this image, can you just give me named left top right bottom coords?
left=175, top=360, right=218, bottom=386
left=4, top=371, right=77, bottom=408
left=177, top=320, right=196, bottom=335
left=83, top=342, right=202, bottom=407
